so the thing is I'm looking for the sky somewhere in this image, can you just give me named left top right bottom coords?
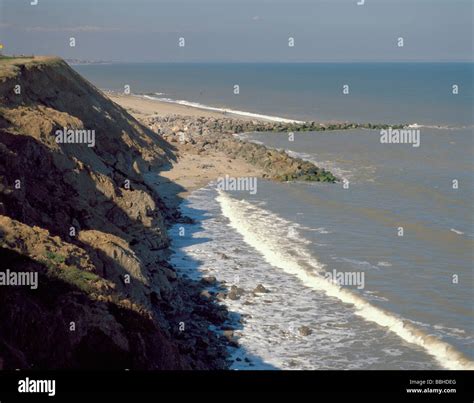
left=0, top=0, right=472, bottom=62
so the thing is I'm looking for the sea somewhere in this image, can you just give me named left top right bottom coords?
left=76, top=62, right=473, bottom=370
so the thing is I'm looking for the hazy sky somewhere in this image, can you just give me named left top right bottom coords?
left=0, top=0, right=472, bottom=62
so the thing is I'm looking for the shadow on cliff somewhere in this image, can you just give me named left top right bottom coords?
left=0, top=127, right=277, bottom=369
left=0, top=247, right=185, bottom=369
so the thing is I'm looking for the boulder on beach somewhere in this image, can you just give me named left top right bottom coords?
left=228, top=285, right=245, bottom=300
left=298, top=326, right=313, bottom=336
left=253, top=284, right=269, bottom=294
left=216, top=292, right=227, bottom=301
left=201, top=276, right=217, bottom=285
left=200, top=290, right=212, bottom=300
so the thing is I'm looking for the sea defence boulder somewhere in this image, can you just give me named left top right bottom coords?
left=145, top=115, right=338, bottom=182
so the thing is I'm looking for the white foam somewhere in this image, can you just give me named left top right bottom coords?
left=331, top=257, right=381, bottom=271
left=286, top=150, right=353, bottom=182
left=407, top=123, right=473, bottom=130
left=169, top=186, right=437, bottom=369
left=217, top=191, right=474, bottom=370
left=141, top=94, right=304, bottom=123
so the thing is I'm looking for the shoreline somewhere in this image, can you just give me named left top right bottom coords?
left=108, top=93, right=265, bottom=211
left=109, top=92, right=304, bottom=123
left=108, top=91, right=332, bottom=369
left=108, top=92, right=278, bottom=368
left=108, top=92, right=337, bottom=210
left=108, top=92, right=411, bottom=130
left=141, top=94, right=305, bottom=124
left=109, top=93, right=233, bottom=121
left=108, top=92, right=474, bottom=371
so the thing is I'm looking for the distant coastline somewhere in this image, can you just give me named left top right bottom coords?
left=65, top=58, right=114, bottom=65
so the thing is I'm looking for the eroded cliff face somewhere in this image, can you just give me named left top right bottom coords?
left=0, top=57, right=228, bottom=369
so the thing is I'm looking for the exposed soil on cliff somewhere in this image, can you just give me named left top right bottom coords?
left=0, top=57, right=231, bottom=369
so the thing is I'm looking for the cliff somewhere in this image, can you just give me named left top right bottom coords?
left=0, top=57, right=229, bottom=369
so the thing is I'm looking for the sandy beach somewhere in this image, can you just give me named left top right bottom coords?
left=109, top=93, right=265, bottom=209
left=109, top=93, right=237, bottom=120
left=144, top=150, right=264, bottom=212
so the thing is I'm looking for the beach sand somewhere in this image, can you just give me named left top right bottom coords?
left=110, top=93, right=237, bottom=120
left=109, top=93, right=264, bottom=209
left=147, top=151, right=263, bottom=211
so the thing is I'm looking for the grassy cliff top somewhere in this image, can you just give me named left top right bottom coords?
left=0, top=55, right=62, bottom=79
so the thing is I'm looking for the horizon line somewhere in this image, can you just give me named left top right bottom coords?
left=66, top=59, right=474, bottom=64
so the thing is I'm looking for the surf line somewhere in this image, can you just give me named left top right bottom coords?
left=216, top=190, right=474, bottom=370
left=141, top=94, right=304, bottom=124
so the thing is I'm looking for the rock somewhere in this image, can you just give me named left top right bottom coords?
left=200, top=290, right=212, bottom=299
left=228, top=285, right=245, bottom=300
left=221, top=328, right=239, bottom=347
left=230, top=285, right=245, bottom=294
left=253, top=284, right=269, bottom=294
left=227, top=290, right=240, bottom=300
left=216, top=292, right=227, bottom=301
left=176, top=216, right=194, bottom=224
left=201, top=276, right=217, bottom=285
left=298, top=325, right=312, bottom=336
left=198, top=164, right=214, bottom=169
left=162, top=267, right=177, bottom=281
